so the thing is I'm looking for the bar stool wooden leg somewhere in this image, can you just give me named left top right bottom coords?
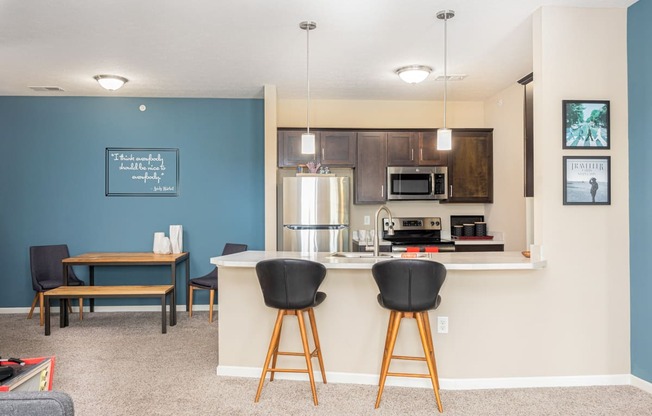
left=79, top=298, right=83, bottom=321
left=188, top=286, right=194, bottom=317
left=379, top=310, right=397, bottom=386
left=255, top=309, right=285, bottom=403
left=416, top=312, right=443, bottom=413
left=376, top=311, right=402, bottom=409
left=297, top=309, right=319, bottom=405
left=27, top=293, right=39, bottom=320
left=269, top=313, right=284, bottom=382
left=208, top=289, right=215, bottom=323
left=307, top=307, right=327, bottom=384
left=422, top=312, right=440, bottom=391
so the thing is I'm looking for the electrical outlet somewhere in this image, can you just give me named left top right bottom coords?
left=363, top=215, right=370, bottom=225
left=437, top=316, right=448, bottom=334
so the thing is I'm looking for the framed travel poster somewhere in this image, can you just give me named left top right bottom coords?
left=563, top=156, right=610, bottom=205
left=562, top=100, right=610, bottom=149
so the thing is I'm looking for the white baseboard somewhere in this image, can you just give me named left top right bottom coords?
left=631, top=375, right=652, bottom=394
left=0, top=304, right=215, bottom=314
left=216, top=365, right=635, bottom=390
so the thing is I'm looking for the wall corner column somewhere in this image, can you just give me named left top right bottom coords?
left=264, top=85, right=278, bottom=250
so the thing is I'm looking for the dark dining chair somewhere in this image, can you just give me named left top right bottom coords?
left=188, top=243, right=248, bottom=322
left=28, top=244, right=85, bottom=326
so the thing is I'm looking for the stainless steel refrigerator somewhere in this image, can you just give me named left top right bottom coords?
left=282, top=176, right=350, bottom=253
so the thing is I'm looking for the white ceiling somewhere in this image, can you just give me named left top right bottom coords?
left=0, top=0, right=636, bottom=101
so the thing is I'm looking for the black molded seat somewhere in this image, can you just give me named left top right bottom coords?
left=188, top=243, right=247, bottom=322
left=28, top=244, right=85, bottom=326
left=371, top=259, right=447, bottom=413
left=254, top=258, right=327, bottom=406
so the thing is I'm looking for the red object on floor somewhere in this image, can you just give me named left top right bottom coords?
left=406, top=247, right=420, bottom=252
left=425, top=247, right=439, bottom=253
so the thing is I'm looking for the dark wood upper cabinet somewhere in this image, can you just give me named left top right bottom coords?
left=320, top=131, right=356, bottom=166
left=445, top=129, right=493, bottom=203
left=279, top=127, right=493, bottom=205
left=387, top=131, right=448, bottom=166
left=418, top=132, right=449, bottom=166
left=278, top=130, right=320, bottom=167
left=278, top=130, right=356, bottom=167
left=387, top=132, right=418, bottom=166
left=355, top=132, right=387, bottom=204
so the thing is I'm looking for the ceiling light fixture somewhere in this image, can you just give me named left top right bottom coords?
left=436, top=10, right=454, bottom=151
left=300, top=20, right=317, bottom=154
left=396, top=65, right=432, bottom=84
left=94, top=75, right=128, bottom=91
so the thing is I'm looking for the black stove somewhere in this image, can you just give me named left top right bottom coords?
left=382, top=217, right=455, bottom=252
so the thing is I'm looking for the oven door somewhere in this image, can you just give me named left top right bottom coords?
left=391, top=243, right=456, bottom=253
left=387, top=169, right=434, bottom=200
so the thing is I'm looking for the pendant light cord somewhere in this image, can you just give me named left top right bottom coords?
left=306, top=25, right=311, bottom=134
left=443, top=15, right=448, bottom=130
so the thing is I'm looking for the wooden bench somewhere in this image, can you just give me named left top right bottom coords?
left=43, top=285, right=175, bottom=335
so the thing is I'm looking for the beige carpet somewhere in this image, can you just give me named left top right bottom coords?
left=1, top=311, right=652, bottom=416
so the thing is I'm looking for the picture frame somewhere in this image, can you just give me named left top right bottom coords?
left=105, top=148, right=179, bottom=197
left=562, top=100, right=610, bottom=149
left=563, top=156, right=610, bottom=205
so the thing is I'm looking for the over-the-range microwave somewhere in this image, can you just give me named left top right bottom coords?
left=386, top=166, right=448, bottom=200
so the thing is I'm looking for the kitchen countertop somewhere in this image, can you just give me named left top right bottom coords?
left=211, top=250, right=546, bottom=271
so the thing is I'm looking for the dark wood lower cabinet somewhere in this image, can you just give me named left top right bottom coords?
left=455, top=244, right=504, bottom=252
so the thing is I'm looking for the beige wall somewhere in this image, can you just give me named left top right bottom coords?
left=256, top=6, right=631, bottom=380
left=277, top=99, right=485, bottom=129
left=530, top=6, right=630, bottom=374
left=484, top=83, right=527, bottom=251
left=264, top=85, right=278, bottom=250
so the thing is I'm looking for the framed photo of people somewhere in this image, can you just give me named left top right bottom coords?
left=562, top=100, right=610, bottom=149
left=563, top=156, right=610, bottom=205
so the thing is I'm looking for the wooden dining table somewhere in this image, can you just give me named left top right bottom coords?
left=61, top=252, right=190, bottom=314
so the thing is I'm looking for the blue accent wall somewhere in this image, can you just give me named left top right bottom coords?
left=628, top=1, right=652, bottom=383
left=0, top=97, right=264, bottom=307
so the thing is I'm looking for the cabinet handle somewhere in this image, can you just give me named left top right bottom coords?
left=411, top=149, right=414, bottom=161
left=321, top=148, right=325, bottom=160
left=381, top=185, right=384, bottom=198
left=420, top=148, right=423, bottom=161
left=450, top=185, right=453, bottom=197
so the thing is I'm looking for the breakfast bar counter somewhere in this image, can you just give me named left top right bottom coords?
left=210, top=251, right=546, bottom=387
left=211, top=250, right=545, bottom=270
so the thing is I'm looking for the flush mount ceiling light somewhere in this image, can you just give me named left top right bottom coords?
left=94, top=75, right=128, bottom=91
left=300, top=20, right=317, bottom=155
left=396, top=65, right=432, bottom=84
left=436, top=9, right=455, bottom=151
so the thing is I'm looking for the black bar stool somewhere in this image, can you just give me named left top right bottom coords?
left=254, top=258, right=327, bottom=405
left=371, top=259, right=447, bottom=413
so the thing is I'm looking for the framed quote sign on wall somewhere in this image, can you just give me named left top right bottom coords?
left=105, top=148, right=179, bottom=196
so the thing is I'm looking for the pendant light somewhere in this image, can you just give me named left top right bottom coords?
left=300, top=21, right=317, bottom=154
left=436, top=10, right=455, bottom=151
